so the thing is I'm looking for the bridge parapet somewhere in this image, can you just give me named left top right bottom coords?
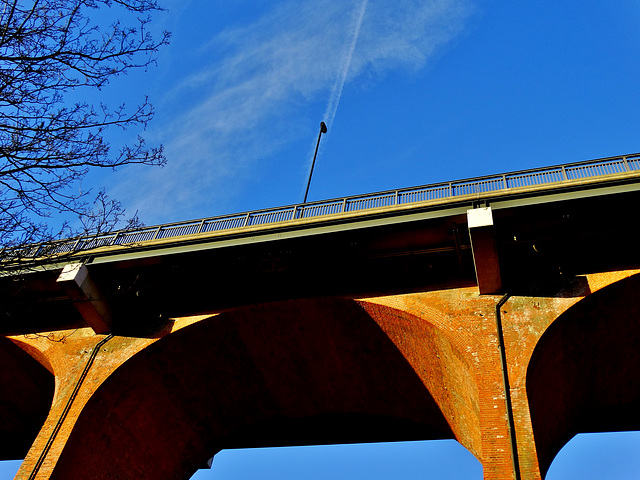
left=4, top=152, right=640, bottom=263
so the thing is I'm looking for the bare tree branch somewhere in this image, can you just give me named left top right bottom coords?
left=0, top=0, right=170, bottom=249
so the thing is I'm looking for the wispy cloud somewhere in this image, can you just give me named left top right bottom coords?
left=112, top=0, right=474, bottom=224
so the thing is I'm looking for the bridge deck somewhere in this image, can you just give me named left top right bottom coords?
left=4, top=152, right=640, bottom=265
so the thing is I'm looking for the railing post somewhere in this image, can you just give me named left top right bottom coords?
left=502, top=175, right=508, bottom=190
left=395, top=190, right=399, bottom=205
left=342, top=198, right=348, bottom=213
left=197, top=219, right=206, bottom=234
left=152, top=226, right=163, bottom=240
left=72, top=238, right=83, bottom=252
left=243, top=212, right=251, bottom=227
left=449, top=182, right=453, bottom=197
left=622, top=156, right=630, bottom=171
left=561, top=166, right=568, bottom=180
left=291, top=206, right=298, bottom=220
left=110, top=232, right=120, bottom=246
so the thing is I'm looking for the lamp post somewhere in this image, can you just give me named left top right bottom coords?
left=303, top=121, right=328, bottom=204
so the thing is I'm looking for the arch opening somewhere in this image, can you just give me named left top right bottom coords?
left=190, top=439, right=483, bottom=480
left=546, top=431, right=640, bottom=480
left=526, top=273, right=640, bottom=477
left=0, top=459, right=23, bottom=478
left=51, top=298, right=480, bottom=479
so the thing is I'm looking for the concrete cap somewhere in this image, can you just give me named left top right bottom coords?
left=467, top=207, right=494, bottom=228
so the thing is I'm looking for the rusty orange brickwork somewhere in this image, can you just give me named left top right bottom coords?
left=2, top=269, right=639, bottom=480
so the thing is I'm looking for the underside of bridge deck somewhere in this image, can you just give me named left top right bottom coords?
left=1, top=177, right=640, bottom=480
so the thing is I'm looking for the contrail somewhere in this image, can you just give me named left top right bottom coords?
left=302, top=0, right=368, bottom=202
left=323, top=0, right=368, bottom=130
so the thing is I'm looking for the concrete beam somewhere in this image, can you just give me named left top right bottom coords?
left=467, top=207, right=502, bottom=294
left=57, top=263, right=112, bottom=334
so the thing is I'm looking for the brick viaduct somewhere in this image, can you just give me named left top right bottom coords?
left=1, top=169, right=640, bottom=479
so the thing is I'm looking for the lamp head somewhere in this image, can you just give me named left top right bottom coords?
left=320, top=121, right=327, bottom=134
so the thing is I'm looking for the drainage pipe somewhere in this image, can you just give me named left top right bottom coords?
left=495, top=294, right=521, bottom=480
left=28, top=334, right=114, bottom=480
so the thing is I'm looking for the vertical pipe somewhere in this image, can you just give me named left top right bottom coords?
left=28, top=334, right=114, bottom=480
left=495, top=294, right=521, bottom=480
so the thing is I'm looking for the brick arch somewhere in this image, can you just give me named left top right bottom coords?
left=358, top=300, right=482, bottom=459
left=50, top=297, right=478, bottom=480
left=0, top=337, right=54, bottom=460
left=526, top=273, right=640, bottom=477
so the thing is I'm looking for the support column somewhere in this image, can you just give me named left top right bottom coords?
left=57, top=264, right=112, bottom=334
left=13, top=329, right=166, bottom=479
left=468, top=207, right=502, bottom=294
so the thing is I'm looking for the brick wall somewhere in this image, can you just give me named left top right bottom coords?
left=5, top=270, right=640, bottom=479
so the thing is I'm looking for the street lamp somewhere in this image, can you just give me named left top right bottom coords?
left=303, top=121, right=328, bottom=204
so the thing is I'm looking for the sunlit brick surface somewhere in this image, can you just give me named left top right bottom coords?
left=4, top=270, right=638, bottom=479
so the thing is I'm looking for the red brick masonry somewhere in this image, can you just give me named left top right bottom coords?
left=5, top=269, right=640, bottom=480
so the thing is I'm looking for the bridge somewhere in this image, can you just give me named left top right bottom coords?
left=1, top=153, right=640, bottom=479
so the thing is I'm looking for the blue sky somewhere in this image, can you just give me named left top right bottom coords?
left=4, top=0, right=640, bottom=478
left=199, top=432, right=640, bottom=479
left=96, top=0, right=640, bottom=227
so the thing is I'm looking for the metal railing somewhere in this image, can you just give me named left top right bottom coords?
left=6, top=152, right=640, bottom=259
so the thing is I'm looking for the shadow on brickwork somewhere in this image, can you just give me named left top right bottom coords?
left=48, top=298, right=478, bottom=480
left=527, top=272, right=640, bottom=477
left=0, top=337, right=54, bottom=460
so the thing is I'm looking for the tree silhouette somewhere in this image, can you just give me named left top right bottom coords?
left=0, top=0, right=170, bottom=250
